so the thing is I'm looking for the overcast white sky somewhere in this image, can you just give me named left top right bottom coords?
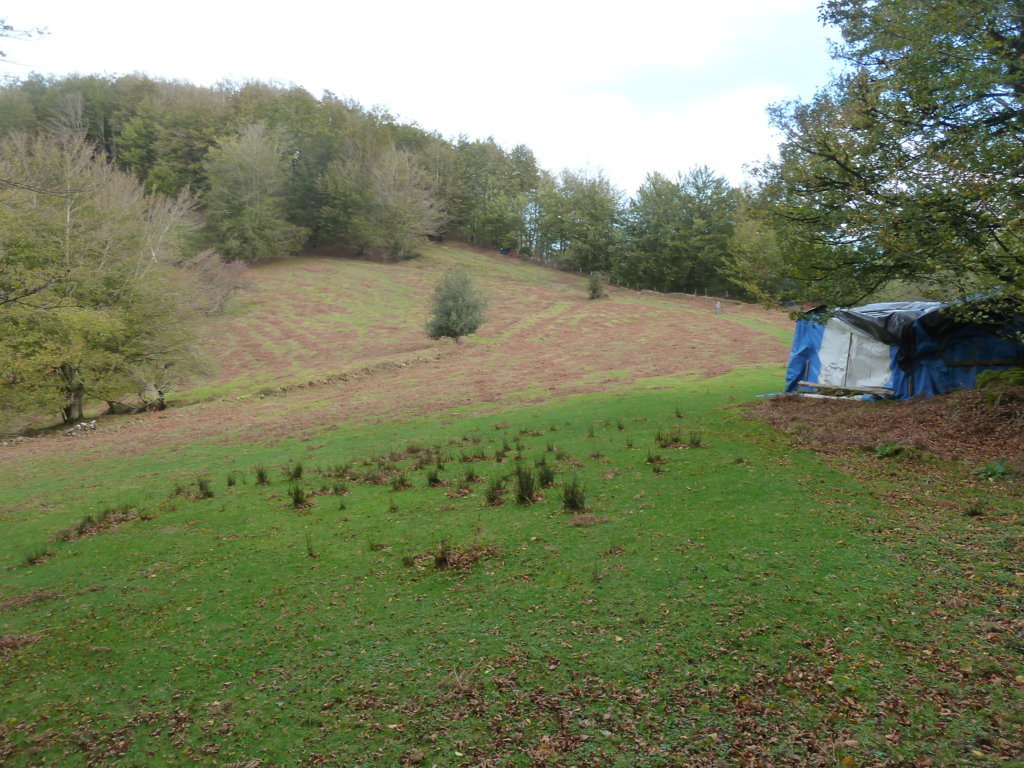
left=2, top=0, right=838, bottom=195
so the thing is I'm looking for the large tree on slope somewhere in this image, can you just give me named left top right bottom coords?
left=0, top=128, right=206, bottom=425
left=759, top=0, right=1024, bottom=317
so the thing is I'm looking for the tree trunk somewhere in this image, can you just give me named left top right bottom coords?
left=59, top=362, right=85, bottom=424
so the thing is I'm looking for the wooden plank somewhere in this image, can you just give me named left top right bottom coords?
left=796, top=381, right=895, bottom=396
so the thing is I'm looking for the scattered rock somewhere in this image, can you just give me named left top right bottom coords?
left=0, top=435, right=33, bottom=447
left=63, top=420, right=98, bottom=437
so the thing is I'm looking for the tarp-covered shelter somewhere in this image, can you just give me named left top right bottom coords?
left=785, top=301, right=1024, bottom=399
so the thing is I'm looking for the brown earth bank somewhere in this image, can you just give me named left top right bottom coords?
left=752, top=387, right=1024, bottom=469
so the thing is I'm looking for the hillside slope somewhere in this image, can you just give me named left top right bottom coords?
left=2, top=244, right=792, bottom=464
left=2, top=246, right=1022, bottom=766
left=199, top=244, right=791, bottom=399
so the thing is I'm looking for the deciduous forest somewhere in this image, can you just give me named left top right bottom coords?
left=0, top=75, right=754, bottom=423
left=0, top=74, right=749, bottom=284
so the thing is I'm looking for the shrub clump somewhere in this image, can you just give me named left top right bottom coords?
left=977, top=458, right=1013, bottom=481
left=872, top=442, right=932, bottom=461
left=426, top=268, right=487, bottom=343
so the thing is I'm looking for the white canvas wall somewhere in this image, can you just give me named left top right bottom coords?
left=817, top=318, right=893, bottom=389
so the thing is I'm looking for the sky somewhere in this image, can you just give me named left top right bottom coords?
left=2, top=0, right=840, bottom=195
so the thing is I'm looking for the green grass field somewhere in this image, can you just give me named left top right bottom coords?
left=2, top=248, right=1022, bottom=767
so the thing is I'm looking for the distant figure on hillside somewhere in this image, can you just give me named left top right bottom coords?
left=714, top=301, right=721, bottom=314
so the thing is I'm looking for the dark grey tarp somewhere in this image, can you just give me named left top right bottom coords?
left=832, top=302, right=946, bottom=347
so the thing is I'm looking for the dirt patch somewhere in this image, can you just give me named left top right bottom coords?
left=751, top=388, right=1024, bottom=467
left=409, top=541, right=504, bottom=573
left=568, top=513, right=611, bottom=527
left=0, top=584, right=104, bottom=614
left=52, top=506, right=137, bottom=542
left=0, top=589, right=62, bottom=613
left=0, top=634, right=40, bottom=654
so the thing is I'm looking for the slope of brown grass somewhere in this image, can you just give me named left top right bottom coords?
left=0, top=244, right=793, bottom=465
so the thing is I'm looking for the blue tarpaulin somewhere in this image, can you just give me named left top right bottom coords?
left=785, top=302, right=1024, bottom=399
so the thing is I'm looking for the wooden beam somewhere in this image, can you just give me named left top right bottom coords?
left=797, top=381, right=895, bottom=396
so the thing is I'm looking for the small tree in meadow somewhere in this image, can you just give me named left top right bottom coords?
left=426, top=268, right=487, bottom=343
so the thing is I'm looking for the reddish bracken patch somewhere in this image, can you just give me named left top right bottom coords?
left=0, top=249, right=792, bottom=469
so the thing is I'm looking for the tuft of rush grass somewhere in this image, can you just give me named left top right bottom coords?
left=195, top=476, right=214, bottom=499
left=0, top=369, right=1020, bottom=766
left=433, top=535, right=453, bottom=569
left=512, top=462, right=538, bottom=504
left=561, top=474, right=586, bottom=512
left=22, top=547, right=53, bottom=566
left=289, top=483, right=309, bottom=508
left=484, top=475, right=506, bottom=505
left=535, top=457, right=556, bottom=488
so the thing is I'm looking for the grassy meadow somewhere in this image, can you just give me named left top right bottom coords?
left=1, top=246, right=1021, bottom=767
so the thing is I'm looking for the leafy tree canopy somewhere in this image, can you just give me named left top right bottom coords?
left=622, top=167, right=735, bottom=294
left=758, top=0, right=1024, bottom=318
left=202, top=123, right=308, bottom=262
left=0, top=73, right=758, bottom=304
left=0, top=126, right=211, bottom=427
